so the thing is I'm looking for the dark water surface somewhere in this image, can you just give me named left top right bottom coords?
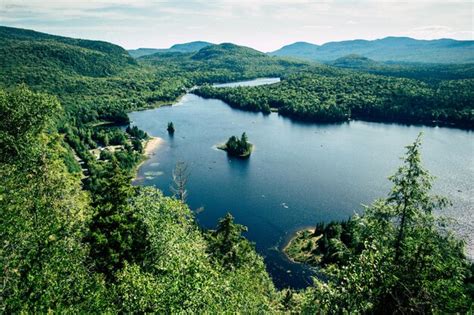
left=130, top=78, right=473, bottom=289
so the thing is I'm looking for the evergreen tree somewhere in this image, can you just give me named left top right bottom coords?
left=241, top=132, right=248, bottom=145
left=132, top=138, right=143, bottom=153
left=86, top=162, right=147, bottom=279
left=208, top=213, right=252, bottom=269
left=167, top=122, right=175, bottom=134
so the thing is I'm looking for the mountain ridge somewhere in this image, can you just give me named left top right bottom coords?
left=128, top=41, right=213, bottom=58
left=270, top=36, right=474, bottom=64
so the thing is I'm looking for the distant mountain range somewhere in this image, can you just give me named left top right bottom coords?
left=270, top=37, right=474, bottom=64
left=128, top=41, right=213, bottom=58
left=130, top=37, right=474, bottom=64
left=3, top=24, right=473, bottom=72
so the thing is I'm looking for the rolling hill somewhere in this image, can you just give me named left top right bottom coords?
left=128, top=41, right=213, bottom=58
left=330, top=54, right=380, bottom=68
left=191, top=42, right=265, bottom=60
left=270, top=37, right=474, bottom=64
left=0, top=25, right=191, bottom=124
left=139, top=42, right=327, bottom=84
left=0, top=25, right=136, bottom=80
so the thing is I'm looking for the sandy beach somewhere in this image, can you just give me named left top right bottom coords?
left=134, top=137, right=164, bottom=181
left=144, top=136, right=164, bottom=157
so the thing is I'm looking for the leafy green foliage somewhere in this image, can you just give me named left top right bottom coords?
left=139, top=42, right=326, bottom=85
left=0, top=85, right=61, bottom=161
left=126, top=125, right=148, bottom=140
left=330, top=55, right=474, bottom=82
left=0, top=87, right=110, bottom=313
left=113, top=188, right=280, bottom=313
left=285, top=220, right=356, bottom=267
left=0, top=26, right=135, bottom=79
left=1, top=86, right=280, bottom=313
left=207, top=213, right=252, bottom=269
left=0, top=27, right=186, bottom=199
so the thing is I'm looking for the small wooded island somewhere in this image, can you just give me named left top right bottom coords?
left=218, top=132, right=253, bottom=158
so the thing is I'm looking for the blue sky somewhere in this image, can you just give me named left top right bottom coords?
left=1, top=0, right=472, bottom=51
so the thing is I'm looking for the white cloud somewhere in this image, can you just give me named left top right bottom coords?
left=1, top=0, right=150, bottom=10
left=408, top=25, right=474, bottom=39
left=302, top=25, right=333, bottom=30
left=0, top=0, right=472, bottom=50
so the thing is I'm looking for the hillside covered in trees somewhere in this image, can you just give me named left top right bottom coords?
left=1, top=26, right=473, bottom=313
left=138, top=42, right=325, bottom=84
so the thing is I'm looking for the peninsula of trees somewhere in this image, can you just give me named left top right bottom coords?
left=194, top=73, right=473, bottom=127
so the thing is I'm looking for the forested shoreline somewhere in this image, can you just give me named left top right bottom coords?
left=195, top=73, right=473, bottom=128
left=1, top=25, right=473, bottom=313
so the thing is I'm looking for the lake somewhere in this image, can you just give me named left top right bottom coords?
left=130, top=78, right=473, bottom=289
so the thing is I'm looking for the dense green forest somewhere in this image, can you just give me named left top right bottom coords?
left=329, top=54, right=474, bottom=82
left=195, top=72, right=473, bottom=127
left=138, top=42, right=326, bottom=84
left=1, top=26, right=473, bottom=312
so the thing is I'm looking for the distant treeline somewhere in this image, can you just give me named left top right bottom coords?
left=195, top=73, right=473, bottom=128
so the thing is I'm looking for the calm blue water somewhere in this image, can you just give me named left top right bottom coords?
left=130, top=79, right=474, bottom=289
left=213, top=77, right=280, bottom=87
